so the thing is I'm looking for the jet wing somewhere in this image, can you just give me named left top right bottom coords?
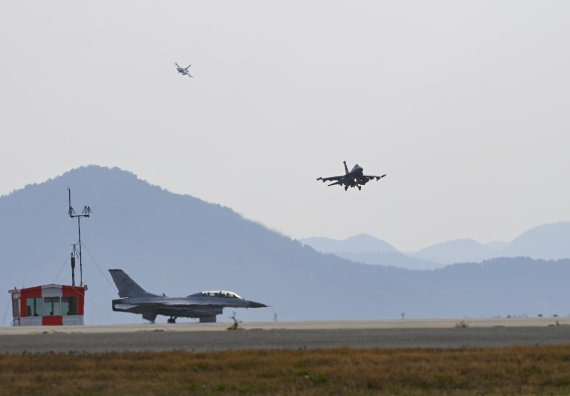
left=316, top=175, right=344, bottom=182
left=363, top=174, right=387, bottom=181
left=157, top=298, right=222, bottom=307
left=160, top=301, right=206, bottom=306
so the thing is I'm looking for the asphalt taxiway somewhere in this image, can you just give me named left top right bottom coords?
left=1, top=318, right=569, bottom=353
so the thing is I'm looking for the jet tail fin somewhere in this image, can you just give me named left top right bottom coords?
left=343, top=161, right=349, bottom=174
left=109, top=269, right=157, bottom=298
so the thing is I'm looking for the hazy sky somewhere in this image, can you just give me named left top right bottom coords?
left=1, top=1, right=569, bottom=251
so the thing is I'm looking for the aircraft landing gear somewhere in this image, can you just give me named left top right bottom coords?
left=167, top=317, right=177, bottom=324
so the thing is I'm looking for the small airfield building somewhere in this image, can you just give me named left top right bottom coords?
left=9, top=284, right=86, bottom=326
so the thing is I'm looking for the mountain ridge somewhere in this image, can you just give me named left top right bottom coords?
left=302, top=222, right=570, bottom=267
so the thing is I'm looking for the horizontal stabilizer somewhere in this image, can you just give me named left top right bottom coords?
left=114, top=303, right=137, bottom=310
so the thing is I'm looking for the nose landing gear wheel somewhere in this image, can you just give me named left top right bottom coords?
left=167, top=317, right=176, bottom=324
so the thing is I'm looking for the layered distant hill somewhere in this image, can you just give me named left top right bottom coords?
left=300, top=235, right=438, bottom=270
left=301, top=234, right=398, bottom=255
left=504, top=223, right=570, bottom=260
left=1, top=166, right=569, bottom=326
left=301, top=222, right=570, bottom=268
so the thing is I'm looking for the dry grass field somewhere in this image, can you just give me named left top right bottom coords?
left=2, top=345, right=570, bottom=395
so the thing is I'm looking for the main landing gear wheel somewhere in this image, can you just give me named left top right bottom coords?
left=167, top=317, right=177, bottom=324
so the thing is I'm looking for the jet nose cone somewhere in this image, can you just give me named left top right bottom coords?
left=248, top=300, right=267, bottom=308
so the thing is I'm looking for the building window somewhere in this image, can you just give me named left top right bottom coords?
left=43, top=297, right=61, bottom=316
left=61, top=297, right=77, bottom=315
left=26, top=298, right=43, bottom=317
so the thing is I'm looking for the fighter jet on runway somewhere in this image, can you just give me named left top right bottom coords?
left=175, top=62, right=193, bottom=77
left=109, top=269, right=266, bottom=323
left=317, top=161, right=386, bottom=191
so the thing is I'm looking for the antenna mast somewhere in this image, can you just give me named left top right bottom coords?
left=67, top=188, right=92, bottom=287
left=70, top=244, right=77, bottom=286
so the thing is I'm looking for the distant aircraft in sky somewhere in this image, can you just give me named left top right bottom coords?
left=175, top=62, right=193, bottom=77
left=317, top=161, right=386, bottom=191
left=109, top=269, right=266, bottom=323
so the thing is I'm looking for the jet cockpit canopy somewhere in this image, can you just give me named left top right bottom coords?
left=196, top=290, right=242, bottom=299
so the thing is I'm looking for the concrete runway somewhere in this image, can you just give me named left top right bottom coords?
left=1, top=318, right=570, bottom=353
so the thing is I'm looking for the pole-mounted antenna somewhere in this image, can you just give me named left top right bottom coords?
left=70, top=244, right=77, bottom=286
left=67, top=188, right=92, bottom=287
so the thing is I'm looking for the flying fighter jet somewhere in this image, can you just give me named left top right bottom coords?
left=175, top=62, right=193, bottom=77
left=109, top=269, right=266, bottom=323
left=317, top=161, right=386, bottom=191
